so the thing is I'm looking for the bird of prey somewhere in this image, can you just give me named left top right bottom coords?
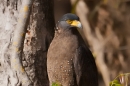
left=47, top=13, right=98, bottom=86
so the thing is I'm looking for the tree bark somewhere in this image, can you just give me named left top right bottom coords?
left=0, top=0, right=54, bottom=86
left=10, top=0, right=34, bottom=85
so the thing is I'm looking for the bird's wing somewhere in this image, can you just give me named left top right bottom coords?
left=73, top=45, right=98, bottom=86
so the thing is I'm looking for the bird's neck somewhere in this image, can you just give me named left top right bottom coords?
left=57, top=27, right=85, bottom=44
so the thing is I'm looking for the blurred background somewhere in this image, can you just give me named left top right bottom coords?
left=54, top=0, right=130, bottom=86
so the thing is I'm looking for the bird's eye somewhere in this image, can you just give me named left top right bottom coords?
left=66, top=20, right=72, bottom=24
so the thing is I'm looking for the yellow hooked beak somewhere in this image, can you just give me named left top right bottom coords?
left=66, top=20, right=82, bottom=29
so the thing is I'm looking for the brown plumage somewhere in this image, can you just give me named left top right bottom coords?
left=47, top=13, right=98, bottom=86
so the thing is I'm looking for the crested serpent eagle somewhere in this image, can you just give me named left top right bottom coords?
left=47, top=13, right=98, bottom=86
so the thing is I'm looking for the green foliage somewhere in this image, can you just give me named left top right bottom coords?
left=52, top=82, right=62, bottom=86
left=109, top=80, right=122, bottom=86
left=109, top=73, right=130, bottom=86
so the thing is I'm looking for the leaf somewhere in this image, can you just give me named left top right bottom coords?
left=109, top=80, right=122, bottom=86
left=110, top=73, right=130, bottom=86
left=52, top=82, right=62, bottom=86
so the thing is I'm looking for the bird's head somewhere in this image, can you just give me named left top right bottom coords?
left=56, top=13, right=82, bottom=32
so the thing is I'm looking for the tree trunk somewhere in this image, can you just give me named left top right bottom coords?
left=0, top=0, right=54, bottom=86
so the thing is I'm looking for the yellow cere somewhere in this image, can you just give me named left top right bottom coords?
left=66, top=20, right=79, bottom=26
left=66, top=20, right=73, bottom=24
